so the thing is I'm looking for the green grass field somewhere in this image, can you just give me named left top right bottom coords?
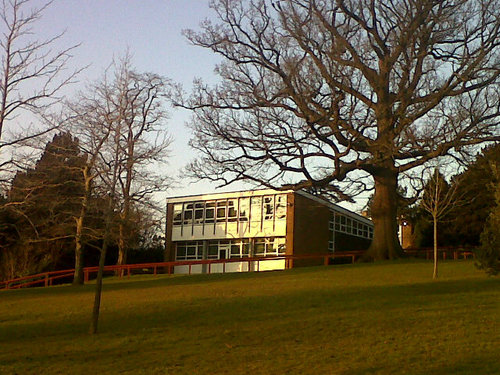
left=1, top=260, right=499, bottom=375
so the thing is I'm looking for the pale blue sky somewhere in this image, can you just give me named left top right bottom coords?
left=27, top=0, right=363, bottom=211
left=31, top=0, right=248, bottom=196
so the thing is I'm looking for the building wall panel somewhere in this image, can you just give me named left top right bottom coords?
left=292, top=193, right=330, bottom=266
left=171, top=219, right=286, bottom=241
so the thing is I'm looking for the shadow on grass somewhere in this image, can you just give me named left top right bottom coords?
left=0, top=266, right=319, bottom=299
left=1, top=270, right=498, bottom=375
left=0, top=258, right=473, bottom=298
left=1, top=276, right=498, bottom=341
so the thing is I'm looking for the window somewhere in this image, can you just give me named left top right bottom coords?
left=346, top=218, right=352, bottom=234
left=194, top=202, right=204, bottom=224
left=254, top=237, right=286, bottom=256
left=175, top=241, right=203, bottom=260
left=340, top=215, right=346, bottom=232
left=239, top=198, right=249, bottom=221
left=263, top=196, right=274, bottom=220
left=205, top=201, right=215, bottom=223
left=228, top=200, right=237, bottom=222
left=207, top=243, right=218, bottom=259
left=173, top=204, right=183, bottom=226
left=331, top=211, right=373, bottom=239
left=276, top=195, right=286, bottom=219
left=254, top=239, right=265, bottom=255
left=183, top=203, right=193, bottom=225
left=329, top=216, right=335, bottom=253
left=352, top=220, right=358, bottom=235
left=334, top=213, right=340, bottom=231
left=206, top=239, right=249, bottom=259
left=229, top=239, right=250, bottom=258
left=172, top=194, right=290, bottom=230
left=216, top=201, right=227, bottom=222
left=251, top=196, right=262, bottom=221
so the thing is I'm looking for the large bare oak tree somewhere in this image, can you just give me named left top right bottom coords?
left=181, top=0, right=500, bottom=259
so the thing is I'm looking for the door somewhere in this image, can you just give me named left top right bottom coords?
left=218, top=244, right=230, bottom=260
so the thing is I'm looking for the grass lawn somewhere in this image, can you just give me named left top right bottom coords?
left=0, top=260, right=499, bottom=375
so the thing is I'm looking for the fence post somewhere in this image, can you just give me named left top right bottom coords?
left=324, top=256, right=329, bottom=266
left=154, top=266, right=157, bottom=276
left=45, top=273, right=48, bottom=287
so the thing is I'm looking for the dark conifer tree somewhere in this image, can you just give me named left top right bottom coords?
left=0, top=133, right=85, bottom=280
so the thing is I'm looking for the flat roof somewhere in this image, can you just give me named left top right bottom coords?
left=166, top=188, right=293, bottom=203
left=296, top=190, right=372, bottom=225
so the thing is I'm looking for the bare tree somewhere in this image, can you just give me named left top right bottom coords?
left=66, top=57, right=171, bottom=332
left=66, top=56, right=171, bottom=286
left=89, top=114, right=121, bottom=335
left=419, top=168, right=462, bottom=279
left=0, top=0, right=80, bottom=177
left=65, top=95, right=113, bottom=286
left=179, top=0, right=500, bottom=260
left=111, top=58, right=172, bottom=273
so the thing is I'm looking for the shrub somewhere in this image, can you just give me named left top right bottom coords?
left=475, top=162, right=500, bottom=276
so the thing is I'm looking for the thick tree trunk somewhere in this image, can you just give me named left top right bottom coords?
left=364, top=169, right=403, bottom=260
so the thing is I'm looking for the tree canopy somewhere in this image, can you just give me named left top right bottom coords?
left=181, top=0, right=500, bottom=259
left=452, top=143, right=500, bottom=246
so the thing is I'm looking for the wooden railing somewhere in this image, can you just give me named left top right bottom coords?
left=403, top=247, right=476, bottom=260
left=0, top=247, right=475, bottom=291
left=0, top=250, right=365, bottom=291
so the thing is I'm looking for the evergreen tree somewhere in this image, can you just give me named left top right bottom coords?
left=452, top=144, right=500, bottom=246
left=476, top=162, right=500, bottom=275
left=0, top=133, right=85, bottom=280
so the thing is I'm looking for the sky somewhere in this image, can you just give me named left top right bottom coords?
left=18, top=0, right=366, bottom=212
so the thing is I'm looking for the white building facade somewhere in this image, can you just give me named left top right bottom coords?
left=165, top=189, right=373, bottom=274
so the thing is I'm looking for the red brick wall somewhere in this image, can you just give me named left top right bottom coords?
left=291, top=193, right=330, bottom=266
left=165, top=202, right=175, bottom=261
left=335, top=232, right=371, bottom=252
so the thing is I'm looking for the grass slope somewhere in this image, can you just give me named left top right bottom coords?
left=0, top=260, right=499, bottom=375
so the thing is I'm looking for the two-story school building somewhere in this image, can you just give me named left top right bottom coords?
left=165, top=189, right=373, bottom=273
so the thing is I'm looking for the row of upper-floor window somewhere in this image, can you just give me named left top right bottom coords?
left=172, top=195, right=287, bottom=226
left=329, top=212, right=373, bottom=239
